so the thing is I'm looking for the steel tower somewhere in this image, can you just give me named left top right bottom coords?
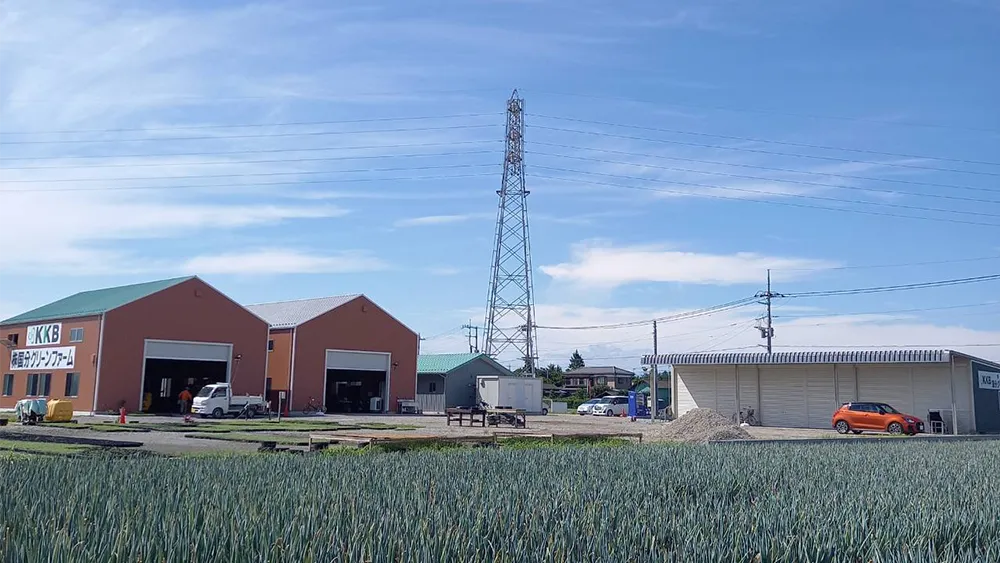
left=483, top=90, right=538, bottom=375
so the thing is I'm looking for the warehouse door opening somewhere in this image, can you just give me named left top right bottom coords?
left=325, top=370, right=386, bottom=413
left=143, top=359, right=227, bottom=413
left=324, top=350, right=390, bottom=413
left=141, top=340, right=232, bottom=414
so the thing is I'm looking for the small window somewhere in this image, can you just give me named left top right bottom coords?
left=69, top=328, right=84, bottom=342
left=6, top=334, right=18, bottom=346
left=159, top=378, right=172, bottom=398
left=2, top=374, right=13, bottom=396
left=429, top=381, right=437, bottom=393
left=65, top=373, right=80, bottom=397
left=40, top=374, right=51, bottom=396
left=597, top=377, right=606, bottom=385
left=267, top=339, right=274, bottom=351
left=211, top=387, right=228, bottom=399
left=26, top=374, right=39, bottom=396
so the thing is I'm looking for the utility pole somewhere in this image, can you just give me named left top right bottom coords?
left=755, top=269, right=782, bottom=354
left=650, top=320, right=658, bottom=422
left=462, top=322, right=480, bottom=354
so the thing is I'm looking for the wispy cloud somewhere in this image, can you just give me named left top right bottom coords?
left=393, top=213, right=492, bottom=227
left=539, top=240, right=838, bottom=288
left=181, top=248, right=388, bottom=275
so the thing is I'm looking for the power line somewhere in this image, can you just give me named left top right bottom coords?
left=532, top=114, right=1000, bottom=167
left=0, top=139, right=501, bottom=162
left=2, top=162, right=496, bottom=185
left=530, top=141, right=1000, bottom=195
left=782, top=274, right=1000, bottom=299
left=531, top=125, right=1000, bottom=177
left=772, top=344, right=1000, bottom=349
left=776, top=301, right=1000, bottom=319
left=524, top=89, right=1000, bottom=134
left=534, top=298, right=758, bottom=331
left=530, top=172, right=1000, bottom=228
left=0, top=113, right=503, bottom=135
left=0, top=171, right=496, bottom=194
left=772, top=255, right=1000, bottom=272
left=0, top=123, right=501, bottom=145
left=1, top=149, right=498, bottom=171
left=531, top=165, right=1000, bottom=220
left=529, top=151, right=1000, bottom=205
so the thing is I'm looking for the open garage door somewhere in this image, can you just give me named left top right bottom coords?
left=141, top=340, right=232, bottom=414
left=324, top=350, right=390, bottom=413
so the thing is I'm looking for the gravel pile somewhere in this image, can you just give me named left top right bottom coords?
left=648, top=408, right=752, bottom=443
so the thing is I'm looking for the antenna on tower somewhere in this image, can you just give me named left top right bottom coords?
left=484, top=89, right=538, bottom=376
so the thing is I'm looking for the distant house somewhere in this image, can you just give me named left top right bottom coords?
left=563, top=366, right=635, bottom=392
left=416, top=353, right=514, bottom=413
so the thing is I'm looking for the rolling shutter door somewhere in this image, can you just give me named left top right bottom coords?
left=759, top=366, right=808, bottom=427
left=737, top=366, right=759, bottom=415
left=857, top=366, right=914, bottom=415
left=715, top=367, right=738, bottom=421
left=910, top=366, right=948, bottom=424
left=676, top=367, right=717, bottom=417
left=805, top=366, right=837, bottom=428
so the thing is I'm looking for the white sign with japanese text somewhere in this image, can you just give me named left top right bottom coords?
left=26, top=323, right=62, bottom=347
left=9, top=346, right=75, bottom=371
left=979, top=371, right=1000, bottom=391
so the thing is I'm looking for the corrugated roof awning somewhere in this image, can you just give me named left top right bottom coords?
left=641, top=349, right=952, bottom=366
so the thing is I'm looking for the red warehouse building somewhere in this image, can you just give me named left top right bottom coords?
left=246, top=295, right=418, bottom=414
left=1, top=276, right=269, bottom=414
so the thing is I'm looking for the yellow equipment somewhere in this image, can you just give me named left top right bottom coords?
left=45, top=399, right=74, bottom=423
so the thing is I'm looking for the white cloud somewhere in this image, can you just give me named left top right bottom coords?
left=393, top=213, right=491, bottom=227
left=419, top=302, right=1000, bottom=372
left=180, top=248, right=388, bottom=275
left=539, top=240, right=838, bottom=288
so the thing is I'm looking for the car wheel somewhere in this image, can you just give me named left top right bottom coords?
left=212, top=407, right=224, bottom=419
left=835, top=420, right=850, bottom=434
left=541, top=408, right=549, bottom=416
left=247, top=407, right=257, bottom=419
left=887, top=422, right=904, bottom=435
left=605, top=409, right=613, bottom=417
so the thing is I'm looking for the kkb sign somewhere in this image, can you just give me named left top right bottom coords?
left=979, top=371, right=1000, bottom=391
left=26, top=323, right=62, bottom=347
left=10, top=346, right=75, bottom=371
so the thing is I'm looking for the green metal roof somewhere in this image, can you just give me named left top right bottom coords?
left=417, top=353, right=485, bottom=374
left=1, top=276, right=195, bottom=325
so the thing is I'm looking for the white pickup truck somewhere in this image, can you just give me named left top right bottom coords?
left=191, top=383, right=267, bottom=418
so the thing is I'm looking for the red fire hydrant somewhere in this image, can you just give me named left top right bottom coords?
left=118, top=405, right=127, bottom=424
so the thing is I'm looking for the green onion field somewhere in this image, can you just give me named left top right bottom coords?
left=2, top=441, right=998, bottom=562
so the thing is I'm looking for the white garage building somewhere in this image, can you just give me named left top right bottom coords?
left=642, top=349, right=1000, bottom=435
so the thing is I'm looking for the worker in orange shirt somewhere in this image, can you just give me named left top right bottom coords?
left=178, top=388, right=193, bottom=415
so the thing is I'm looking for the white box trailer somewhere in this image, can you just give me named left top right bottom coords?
left=476, top=376, right=545, bottom=414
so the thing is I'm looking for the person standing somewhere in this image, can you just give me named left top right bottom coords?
left=178, top=388, right=193, bottom=415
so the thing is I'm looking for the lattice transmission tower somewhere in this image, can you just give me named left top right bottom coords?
left=484, top=90, right=538, bottom=375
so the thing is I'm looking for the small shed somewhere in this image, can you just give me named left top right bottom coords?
left=416, top=353, right=513, bottom=413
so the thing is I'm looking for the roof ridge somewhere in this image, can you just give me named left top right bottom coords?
left=246, top=293, right=362, bottom=306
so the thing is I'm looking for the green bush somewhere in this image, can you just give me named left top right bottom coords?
left=2, top=441, right=999, bottom=562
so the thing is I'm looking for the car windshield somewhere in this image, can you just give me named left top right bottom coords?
left=876, top=403, right=900, bottom=414
left=195, top=387, right=214, bottom=398
left=595, top=398, right=612, bottom=404
left=583, top=399, right=600, bottom=405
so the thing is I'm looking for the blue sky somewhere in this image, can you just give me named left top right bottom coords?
left=1, top=0, right=998, bottom=369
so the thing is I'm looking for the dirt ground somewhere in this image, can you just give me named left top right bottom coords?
left=2, top=411, right=848, bottom=454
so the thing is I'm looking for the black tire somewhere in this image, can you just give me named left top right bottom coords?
left=246, top=407, right=257, bottom=419
left=851, top=430, right=862, bottom=435
left=835, top=420, right=850, bottom=434
left=212, top=407, right=224, bottom=419
left=605, top=409, right=614, bottom=417
left=887, top=422, right=904, bottom=435
left=541, top=408, right=548, bottom=416
left=746, top=415, right=758, bottom=426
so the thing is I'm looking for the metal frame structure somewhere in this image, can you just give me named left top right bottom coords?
left=484, top=90, right=538, bottom=376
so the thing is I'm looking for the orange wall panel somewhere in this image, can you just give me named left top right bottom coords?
left=0, top=316, right=102, bottom=411
left=97, top=278, right=269, bottom=412
left=289, top=296, right=417, bottom=411
left=266, top=328, right=293, bottom=390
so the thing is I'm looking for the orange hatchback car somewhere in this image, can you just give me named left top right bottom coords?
left=831, top=402, right=925, bottom=435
